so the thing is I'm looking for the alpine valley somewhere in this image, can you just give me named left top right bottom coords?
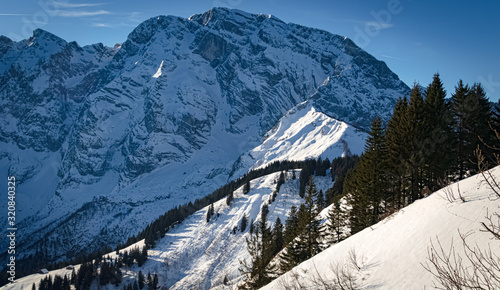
left=0, top=7, right=409, bottom=288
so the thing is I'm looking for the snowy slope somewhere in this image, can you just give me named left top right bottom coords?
left=262, top=168, right=500, bottom=289
left=8, top=168, right=500, bottom=290
left=3, top=172, right=333, bottom=290
left=232, top=102, right=365, bottom=178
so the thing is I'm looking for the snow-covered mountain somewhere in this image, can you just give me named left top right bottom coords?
left=0, top=7, right=408, bottom=264
left=6, top=165, right=500, bottom=290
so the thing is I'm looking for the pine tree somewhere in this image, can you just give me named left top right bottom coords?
left=100, top=261, right=109, bottom=285
left=451, top=81, right=493, bottom=178
left=298, top=177, right=322, bottom=259
left=280, top=177, right=322, bottom=272
left=206, top=203, right=215, bottom=223
left=491, top=98, right=500, bottom=148
left=153, top=274, right=158, bottom=290
left=362, top=117, right=389, bottom=220
left=278, top=239, right=300, bottom=274
left=243, top=180, right=251, bottom=195
left=470, top=83, right=494, bottom=161
left=272, top=217, right=284, bottom=255
left=240, top=213, right=248, bottom=232
left=138, top=270, right=145, bottom=289
left=344, top=164, right=370, bottom=234
left=283, top=206, right=299, bottom=246
left=317, top=189, right=325, bottom=211
left=240, top=207, right=276, bottom=288
left=423, top=73, right=454, bottom=190
left=345, top=117, right=390, bottom=233
left=147, top=273, right=153, bottom=290
left=32, top=282, right=36, bottom=290
left=452, top=80, right=472, bottom=179
left=249, top=218, right=255, bottom=234
left=324, top=198, right=346, bottom=245
left=226, top=191, right=234, bottom=206
left=406, top=84, right=427, bottom=202
left=386, top=97, right=410, bottom=208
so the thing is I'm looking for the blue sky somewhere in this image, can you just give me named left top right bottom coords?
left=1, top=0, right=499, bottom=101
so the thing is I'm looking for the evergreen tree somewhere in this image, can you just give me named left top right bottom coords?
left=243, top=180, right=251, bottom=195
left=206, top=203, right=215, bottom=223
left=138, top=270, right=145, bottom=289
left=386, top=97, right=410, bottom=208
left=362, top=117, right=389, bottom=220
left=491, top=98, right=500, bottom=149
left=133, top=280, right=139, bottom=290
left=345, top=117, right=390, bottom=233
left=452, top=80, right=472, bottom=179
left=226, top=191, right=234, bottom=206
left=317, top=189, right=325, bottom=211
left=344, top=165, right=371, bottom=234
left=283, top=206, right=299, bottom=246
left=272, top=217, right=284, bottom=255
left=451, top=81, right=493, bottom=178
left=249, top=218, right=255, bottom=234
left=423, top=73, right=454, bottom=190
left=32, top=283, right=36, bottom=290
left=100, top=261, right=109, bottom=285
left=240, top=208, right=276, bottom=288
left=280, top=177, right=321, bottom=272
left=406, top=84, right=427, bottom=202
left=137, top=246, right=148, bottom=267
left=297, top=177, right=322, bottom=259
left=240, top=213, right=248, bottom=232
left=147, top=273, right=153, bottom=290
left=470, top=83, right=494, bottom=160
left=324, top=198, right=346, bottom=245
left=153, top=274, right=158, bottom=290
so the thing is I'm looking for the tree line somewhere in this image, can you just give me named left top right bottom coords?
left=0, top=160, right=306, bottom=286
left=30, top=245, right=152, bottom=290
left=239, top=74, right=498, bottom=289
left=346, top=74, right=497, bottom=234
left=240, top=156, right=357, bottom=288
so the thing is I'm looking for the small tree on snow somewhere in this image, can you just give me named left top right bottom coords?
left=241, top=214, right=248, bottom=232
left=324, top=198, right=346, bottom=245
left=206, top=203, right=215, bottom=223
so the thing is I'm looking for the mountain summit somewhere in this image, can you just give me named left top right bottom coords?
left=0, top=8, right=408, bottom=264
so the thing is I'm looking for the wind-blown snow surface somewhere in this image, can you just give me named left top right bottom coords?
left=263, top=168, right=500, bottom=289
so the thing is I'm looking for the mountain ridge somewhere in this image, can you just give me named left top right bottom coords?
left=0, top=7, right=408, bottom=266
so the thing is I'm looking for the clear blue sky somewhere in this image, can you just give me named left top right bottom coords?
left=1, top=0, right=499, bottom=101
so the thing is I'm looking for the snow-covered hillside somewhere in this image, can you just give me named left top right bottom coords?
left=263, top=168, right=500, bottom=289
left=3, top=171, right=334, bottom=290
left=0, top=7, right=407, bottom=262
left=231, top=102, right=365, bottom=178
left=7, top=167, right=500, bottom=290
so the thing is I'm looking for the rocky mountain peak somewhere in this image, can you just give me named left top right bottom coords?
left=0, top=7, right=409, bottom=267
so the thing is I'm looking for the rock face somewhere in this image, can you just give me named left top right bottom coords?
left=0, top=8, right=409, bottom=263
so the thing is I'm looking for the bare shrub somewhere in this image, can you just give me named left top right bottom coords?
left=443, top=177, right=465, bottom=203
left=276, top=254, right=361, bottom=289
left=348, top=248, right=364, bottom=271
left=423, top=230, right=500, bottom=289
